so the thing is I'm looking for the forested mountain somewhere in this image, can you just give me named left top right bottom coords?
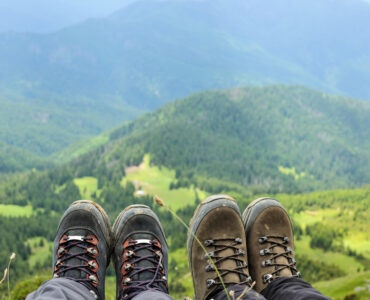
left=0, top=0, right=133, bottom=33
left=0, top=86, right=369, bottom=300
left=107, top=86, right=370, bottom=192
left=1, top=0, right=370, bottom=169
left=2, top=85, right=369, bottom=209
left=0, top=142, right=51, bottom=173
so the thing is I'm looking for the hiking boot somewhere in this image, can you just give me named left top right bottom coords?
left=53, top=200, right=112, bottom=300
left=188, top=195, right=252, bottom=300
left=242, top=198, right=300, bottom=292
left=112, top=205, right=169, bottom=299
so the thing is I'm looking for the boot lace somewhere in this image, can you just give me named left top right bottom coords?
left=203, top=237, right=252, bottom=290
left=53, top=234, right=100, bottom=299
left=258, top=235, right=301, bottom=283
left=120, top=239, right=168, bottom=299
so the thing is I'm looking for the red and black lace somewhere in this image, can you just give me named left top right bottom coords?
left=53, top=234, right=100, bottom=296
left=120, top=239, right=168, bottom=299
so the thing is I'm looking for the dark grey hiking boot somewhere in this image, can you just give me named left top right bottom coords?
left=242, top=198, right=301, bottom=292
left=112, top=204, right=169, bottom=300
left=53, top=200, right=112, bottom=300
left=188, top=195, right=252, bottom=300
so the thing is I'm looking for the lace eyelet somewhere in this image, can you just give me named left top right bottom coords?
left=206, top=279, right=216, bottom=288
left=235, top=237, right=242, bottom=244
left=263, top=273, right=273, bottom=283
left=205, top=264, right=214, bottom=272
left=204, top=240, right=214, bottom=246
left=259, top=236, right=268, bottom=244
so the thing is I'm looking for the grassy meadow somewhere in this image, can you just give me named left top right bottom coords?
left=0, top=204, right=33, bottom=217
left=121, top=155, right=208, bottom=210
left=2, top=156, right=369, bottom=300
left=79, top=158, right=369, bottom=299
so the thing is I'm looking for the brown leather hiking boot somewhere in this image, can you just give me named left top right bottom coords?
left=242, top=198, right=301, bottom=292
left=188, top=195, right=252, bottom=300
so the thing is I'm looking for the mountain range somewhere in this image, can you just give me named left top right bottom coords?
left=0, top=85, right=369, bottom=300
left=0, top=0, right=133, bottom=33
left=102, top=85, right=370, bottom=191
left=1, top=0, right=370, bottom=168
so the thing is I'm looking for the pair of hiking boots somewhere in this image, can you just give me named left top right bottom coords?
left=52, top=195, right=300, bottom=300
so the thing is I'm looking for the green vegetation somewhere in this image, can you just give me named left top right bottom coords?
left=74, top=177, right=99, bottom=200
left=0, top=86, right=369, bottom=299
left=105, top=276, right=116, bottom=300
left=314, top=271, right=370, bottom=300
left=10, top=275, right=50, bottom=300
left=0, top=93, right=141, bottom=174
left=1, top=0, right=370, bottom=177
left=295, top=236, right=364, bottom=274
left=0, top=204, right=33, bottom=217
left=109, top=86, right=370, bottom=192
left=278, top=166, right=307, bottom=180
left=122, top=155, right=208, bottom=210
left=26, top=237, right=52, bottom=269
left=51, top=132, right=111, bottom=164
left=0, top=142, right=52, bottom=173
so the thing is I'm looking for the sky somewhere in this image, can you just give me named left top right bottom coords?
left=1, top=0, right=369, bottom=33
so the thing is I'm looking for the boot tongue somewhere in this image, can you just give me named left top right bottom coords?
left=206, top=238, right=244, bottom=299
left=219, top=242, right=240, bottom=284
left=64, top=229, right=91, bottom=280
left=130, top=233, right=164, bottom=287
left=270, top=237, right=292, bottom=277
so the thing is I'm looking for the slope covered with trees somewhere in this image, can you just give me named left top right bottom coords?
left=108, top=86, right=370, bottom=192
left=0, top=85, right=369, bottom=299
left=1, top=0, right=370, bottom=171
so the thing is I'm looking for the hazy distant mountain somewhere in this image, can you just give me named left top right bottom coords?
left=1, top=0, right=370, bottom=166
left=0, top=0, right=134, bottom=33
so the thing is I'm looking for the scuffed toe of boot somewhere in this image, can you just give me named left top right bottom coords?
left=243, top=198, right=300, bottom=293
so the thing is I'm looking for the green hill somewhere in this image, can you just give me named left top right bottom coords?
left=0, top=85, right=369, bottom=299
left=0, top=142, right=52, bottom=173
left=107, top=85, right=370, bottom=192
left=1, top=0, right=370, bottom=172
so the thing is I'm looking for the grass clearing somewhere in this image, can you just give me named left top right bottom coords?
left=314, top=271, right=370, bottom=300
left=169, top=248, right=194, bottom=298
left=291, top=206, right=370, bottom=260
left=0, top=204, right=33, bottom=217
left=295, top=236, right=365, bottom=274
left=343, top=232, right=370, bottom=257
left=278, top=166, right=307, bottom=180
left=74, top=176, right=99, bottom=199
left=292, top=208, right=340, bottom=230
left=26, top=237, right=53, bottom=269
left=123, top=155, right=208, bottom=210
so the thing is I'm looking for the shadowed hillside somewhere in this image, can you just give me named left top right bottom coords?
left=1, top=0, right=370, bottom=171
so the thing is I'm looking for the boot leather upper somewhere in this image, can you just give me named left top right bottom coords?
left=247, top=206, right=295, bottom=292
left=190, top=206, right=250, bottom=300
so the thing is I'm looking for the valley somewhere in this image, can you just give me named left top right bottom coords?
left=0, top=86, right=369, bottom=299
